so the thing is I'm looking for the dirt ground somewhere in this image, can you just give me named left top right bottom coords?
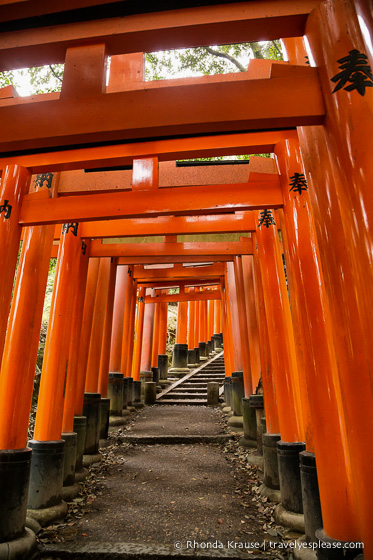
left=39, top=406, right=297, bottom=559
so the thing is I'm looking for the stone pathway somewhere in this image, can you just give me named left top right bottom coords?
left=39, top=406, right=287, bottom=559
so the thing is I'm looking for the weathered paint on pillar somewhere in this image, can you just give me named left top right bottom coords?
left=109, top=265, right=128, bottom=372
left=34, top=224, right=81, bottom=441
left=274, top=137, right=359, bottom=541
left=176, top=301, right=188, bottom=344
left=132, top=286, right=146, bottom=381
left=85, top=258, right=112, bottom=393
left=0, top=165, right=31, bottom=362
left=140, top=288, right=155, bottom=372
left=0, top=223, right=54, bottom=449
left=63, top=240, right=91, bottom=430
left=233, top=256, right=252, bottom=397
left=255, top=213, right=304, bottom=443
left=98, top=259, right=117, bottom=397
left=252, top=234, right=280, bottom=435
left=74, top=258, right=100, bottom=415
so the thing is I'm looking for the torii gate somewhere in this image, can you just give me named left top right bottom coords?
left=0, top=0, right=371, bottom=557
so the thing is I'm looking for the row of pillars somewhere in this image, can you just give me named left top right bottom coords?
left=0, top=1, right=372, bottom=556
left=0, top=137, right=370, bottom=557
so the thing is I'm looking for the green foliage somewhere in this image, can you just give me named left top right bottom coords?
left=0, top=70, right=14, bottom=89
left=145, top=40, right=283, bottom=80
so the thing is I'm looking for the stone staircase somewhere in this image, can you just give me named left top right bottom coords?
left=156, top=351, right=225, bottom=405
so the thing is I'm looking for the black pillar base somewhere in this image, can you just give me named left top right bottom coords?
left=231, top=371, right=244, bottom=416
left=263, top=433, right=281, bottom=489
left=73, top=416, right=87, bottom=472
left=213, top=333, right=222, bottom=350
left=123, top=377, right=133, bottom=408
left=133, top=380, right=142, bottom=404
left=198, top=341, right=208, bottom=360
left=83, top=392, right=101, bottom=455
left=194, top=347, right=200, bottom=364
left=277, top=440, right=306, bottom=513
left=151, top=367, right=160, bottom=386
left=100, top=398, right=110, bottom=439
left=315, top=528, right=363, bottom=560
left=61, top=432, right=77, bottom=487
left=207, top=340, right=213, bottom=356
left=0, top=448, right=31, bottom=541
left=249, top=394, right=265, bottom=454
left=108, top=373, right=124, bottom=416
left=28, top=440, right=65, bottom=509
left=241, top=397, right=257, bottom=445
left=140, top=371, right=153, bottom=399
left=300, top=451, right=323, bottom=542
left=158, top=354, right=168, bottom=380
left=224, top=377, right=232, bottom=409
left=187, top=349, right=197, bottom=367
left=170, top=343, right=189, bottom=373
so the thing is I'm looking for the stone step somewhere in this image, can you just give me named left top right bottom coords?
left=173, top=387, right=207, bottom=392
left=162, top=392, right=207, bottom=399
left=157, top=399, right=207, bottom=405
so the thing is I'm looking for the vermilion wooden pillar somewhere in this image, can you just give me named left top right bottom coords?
left=241, top=254, right=261, bottom=392
left=233, top=256, right=252, bottom=397
left=225, top=263, right=242, bottom=372
left=158, top=300, right=168, bottom=356
left=255, top=214, right=304, bottom=444
left=187, top=295, right=195, bottom=350
left=63, top=240, right=91, bottom=430
left=140, top=288, right=155, bottom=372
left=199, top=299, right=207, bottom=343
left=0, top=165, right=31, bottom=362
left=85, top=258, right=112, bottom=393
left=251, top=234, right=280, bottom=435
left=0, top=222, right=54, bottom=449
left=176, top=301, right=188, bottom=344
left=98, top=259, right=117, bottom=396
left=126, top=279, right=138, bottom=377
left=132, top=286, right=146, bottom=381
left=213, top=300, right=221, bottom=336
left=75, top=258, right=100, bottom=415
left=151, top=301, right=160, bottom=368
left=120, top=265, right=134, bottom=376
left=207, top=299, right=215, bottom=341
left=274, top=138, right=358, bottom=541
left=283, top=30, right=372, bottom=549
left=109, top=265, right=128, bottom=372
left=220, top=280, right=233, bottom=376
left=194, top=298, right=200, bottom=352
left=34, top=224, right=81, bottom=441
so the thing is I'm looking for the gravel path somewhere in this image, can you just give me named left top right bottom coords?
left=39, top=406, right=294, bottom=559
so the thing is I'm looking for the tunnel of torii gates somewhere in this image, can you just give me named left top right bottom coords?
left=0, top=0, right=371, bottom=558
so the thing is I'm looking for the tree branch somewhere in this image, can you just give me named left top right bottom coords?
left=203, top=46, right=247, bottom=72
left=49, top=65, right=63, bottom=83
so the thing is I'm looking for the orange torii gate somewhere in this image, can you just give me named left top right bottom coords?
left=0, top=0, right=371, bottom=557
